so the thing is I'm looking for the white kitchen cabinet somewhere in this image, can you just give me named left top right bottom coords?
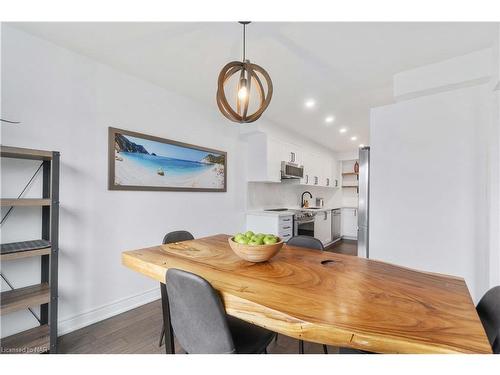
left=331, top=160, right=340, bottom=188
left=321, top=158, right=333, bottom=187
left=281, top=141, right=302, bottom=166
left=301, top=151, right=316, bottom=186
left=314, top=210, right=332, bottom=245
left=246, top=213, right=294, bottom=242
left=308, top=153, right=322, bottom=186
left=341, top=208, right=358, bottom=239
left=246, top=132, right=339, bottom=188
left=247, top=134, right=283, bottom=182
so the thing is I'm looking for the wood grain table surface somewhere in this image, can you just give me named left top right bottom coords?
left=122, top=234, right=491, bottom=354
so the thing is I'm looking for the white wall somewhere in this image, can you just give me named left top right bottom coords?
left=394, top=48, right=493, bottom=100
left=0, top=25, right=347, bottom=338
left=490, top=25, right=500, bottom=288
left=370, top=62, right=494, bottom=301
left=0, top=25, right=249, bottom=337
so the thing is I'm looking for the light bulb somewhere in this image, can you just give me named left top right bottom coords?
left=238, top=85, right=248, bottom=101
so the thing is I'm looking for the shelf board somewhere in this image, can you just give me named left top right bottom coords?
left=0, top=324, right=50, bottom=354
left=342, top=172, right=359, bottom=176
left=0, top=283, right=50, bottom=316
left=0, top=145, right=53, bottom=161
left=1, top=239, right=51, bottom=255
left=0, top=247, right=51, bottom=261
left=0, top=198, right=51, bottom=207
left=342, top=185, right=359, bottom=188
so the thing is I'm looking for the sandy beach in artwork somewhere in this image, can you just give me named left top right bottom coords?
left=115, top=151, right=225, bottom=189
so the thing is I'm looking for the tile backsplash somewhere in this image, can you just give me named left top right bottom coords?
left=247, top=182, right=342, bottom=210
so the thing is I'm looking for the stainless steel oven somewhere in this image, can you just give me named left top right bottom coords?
left=294, top=211, right=316, bottom=237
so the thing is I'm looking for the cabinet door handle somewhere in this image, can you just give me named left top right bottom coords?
left=290, top=152, right=295, bottom=163
left=282, top=218, right=291, bottom=222
left=305, top=175, right=309, bottom=184
left=283, top=226, right=291, bottom=229
left=326, top=178, right=330, bottom=186
left=324, top=212, right=327, bottom=220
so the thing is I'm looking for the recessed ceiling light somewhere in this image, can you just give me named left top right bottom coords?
left=339, top=127, right=347, bottom=133
left=351, top=136, right=358, bottom=141
left=325, top=116, right=335, bottom=124
left=304, top=99, right=316, bottom=109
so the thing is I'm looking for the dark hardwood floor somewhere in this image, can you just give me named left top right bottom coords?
left=58, top=299, right=339, bottom=354
left=326, top=239, right=357, bottom=256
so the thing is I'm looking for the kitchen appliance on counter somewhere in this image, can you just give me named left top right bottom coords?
left=281, top=161, right=304, bottom=179
left=331, top=209, right=341, bottom=243
left=358, top=146, right=370, bottom=258
left=294, top=211, right=316, bottom=237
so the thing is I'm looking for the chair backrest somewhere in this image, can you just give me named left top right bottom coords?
left=162, top=230, right=194, bottom=245
left=166, top=268, right=235, bottom=354
left=287, top=235, right=324, bottom=251
left=476, top=285, right=500, bottom=353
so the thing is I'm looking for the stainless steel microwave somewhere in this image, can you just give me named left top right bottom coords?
left=281, top=161, right=304, bottom=179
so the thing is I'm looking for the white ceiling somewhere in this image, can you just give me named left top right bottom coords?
left=10, top=22, right=497, bottom=151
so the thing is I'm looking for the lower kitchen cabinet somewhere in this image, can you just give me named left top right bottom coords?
left=246, top=214, right=294, bottom=242
left=341, top=208, right=358, bottom=239
left=314, top=210, right=332, bottom=245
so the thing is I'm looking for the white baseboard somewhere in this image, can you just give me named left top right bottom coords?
left=342, top=236, right=358, bottom=241
left=58, top=287, right=161, bottom=336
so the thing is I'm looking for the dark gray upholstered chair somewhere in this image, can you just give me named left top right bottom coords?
left=340, top=285, right=500, bottom=354
left=287, top=235, right=324, bottom=251
left=163, top=230, right=194, bottom=246
left=159, top=230, right=195, bottom=347
left=287, top=235, right=328, bottom=354
left=166, top=268, right=276, bottom=354
left=476, top=285, right=500, bottom=354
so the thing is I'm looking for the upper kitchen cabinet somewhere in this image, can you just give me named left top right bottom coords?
left=246, top=133, right=282, bottom=182
left=246, top=132, right=339, bottom=187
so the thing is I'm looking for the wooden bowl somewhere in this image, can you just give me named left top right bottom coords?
left=228, top=237, right=284, bottom=263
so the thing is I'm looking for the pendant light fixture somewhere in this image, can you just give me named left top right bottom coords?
left=216, top=22, right=273, bottom=123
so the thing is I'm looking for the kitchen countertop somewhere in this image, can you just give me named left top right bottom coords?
left=247, top=207, right=342, bottom=217
left=246, top=209, right=298, bottom=217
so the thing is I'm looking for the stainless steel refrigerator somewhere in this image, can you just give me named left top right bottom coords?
left=357, top=146, right=370, bottom=258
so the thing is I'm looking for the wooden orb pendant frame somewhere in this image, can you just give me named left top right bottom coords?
left=216, top=60, right=273, bottom=123
left=216, top=22, right=273, bottom=123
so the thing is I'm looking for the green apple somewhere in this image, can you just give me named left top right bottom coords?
left=234, top=233, right=246, bottom=242
left=235, top=236, right=250, bottom=245
left=245, top=231, right=255, bottom=238
left=256, top=233, right=266, bottom=239
left=248, top=239, right=261, bottom=246
left=263, top=236, right=278, bottom=245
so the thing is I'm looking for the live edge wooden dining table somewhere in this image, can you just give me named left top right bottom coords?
left=121, top=234, right=492, bottom=354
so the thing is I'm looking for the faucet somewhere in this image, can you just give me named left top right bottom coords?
left=301, top=191, right=312, bottom=208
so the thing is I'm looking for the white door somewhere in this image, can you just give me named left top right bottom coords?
left=341, top=208, right=358, bottom=238
left=266, top=137, right=285, bottom=182
left=322, top=158, right=333, bottom=187
left=315, top=211, right=332, bottom=245
left=300, top=151, right=311, bottom=185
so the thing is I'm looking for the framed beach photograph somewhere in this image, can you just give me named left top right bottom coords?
left=108, top=127, right=227, bottom=192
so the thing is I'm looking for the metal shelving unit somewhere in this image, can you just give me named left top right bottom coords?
left=0, top=145, right=59, bottom=354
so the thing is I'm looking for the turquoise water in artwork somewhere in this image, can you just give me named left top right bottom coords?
left=121, top=152, right=213, bottom=176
